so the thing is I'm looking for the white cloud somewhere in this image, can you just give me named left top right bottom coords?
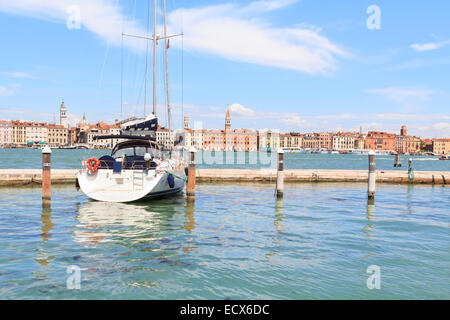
left=432, top=122, right=450, bottom=131
left=375, top=113, right=450, bottom=121
left=241, top=0, right=301, bottom=13
left=364, top=87, right=434, bottom=103
left=0, top=83, right=20, bottom=97
left=0, top=0, right=348, bottom=74
left=0, top=106, right=52, bottom=120
left=166, top=1, right=348, bottom=74
left=315, top=113, right=357, bottom=119
left=0, top=0, right=146, bottom=50
left=364, top=87, right=435, bottom=112
left=2, top=72, right=37, bottom=79
left=228, top=103, right=256, bottom=117
left=279, top=115, right=306, bottom=127
left=410, top=40, right=450, bottom=52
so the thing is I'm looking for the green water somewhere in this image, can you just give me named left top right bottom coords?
left=0, top=183, right=448, bottom=299
left=0, top=149, right=449, bottom=171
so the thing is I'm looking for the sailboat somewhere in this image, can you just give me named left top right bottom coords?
left=76, top=0, right=187, bottom=203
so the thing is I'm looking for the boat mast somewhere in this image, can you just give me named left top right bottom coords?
left=152, top=0, right=157, bottom=116
left=163, top=0, right=171, bottom=130
left=144, top=0, right=151, bottom=117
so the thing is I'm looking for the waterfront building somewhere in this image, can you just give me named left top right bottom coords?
left=332, top=132, right=358, bottom=151
left=156, top=125, right=175, bottom=150
left=192, top=129, right=204, bottom=149
left=222, top=107, right=257, bottom=151
left=25, top=122, right=48, bottom=146
left=279, top=133, right=302, bottom=149
left=302, top=133, right=317, bottom=149
left=175, top=114, right=193, bottom=149
left=178, top=107, right=258, bottom=152
left=355, top=136, right=365, bottom=150
left=175, top=128, right=192, bottom=149
left=279, top=133, right=291, bottom=149
left=224, top=129, right=257, bottom=152
left=47, top=124, right=69, bottom=146
left=257, top=130, right=279, bottom=151
left=203, top=129, right=224, bottom=151
left=289, top=132, right=302, bottom=148
left=422, top=139, right=433, bottom=152
left=364, top=131, right=396, bottom=151
left=317, top=132, right=333, bottom=149
left=73, top=114, right=90, bottom=144
left=0, top=121, right=13, bottom=145
left=11, top=121, right=27, bottom=145
left=60, top=100, right=68, bottom=128
left=432, top=139, right=450, bottom=155
left=69, top=127, right=77, bottom=144
left=395, top=135, right=421, bottom=154
left=87, top=122, right=111, bottom=149
left=108, top=124, right=126, bottom=149
left=394, top=125, right=421, bottom=154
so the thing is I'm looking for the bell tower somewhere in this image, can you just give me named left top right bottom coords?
left=184, top=114, right=189, bottom=130
left=400, top=125, right=407, bottom=136
left=60, top=100, right=67, bottom=128
left=225, top=106, right=231, bottom=131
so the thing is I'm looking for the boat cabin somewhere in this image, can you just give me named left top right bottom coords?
left=93, top=136, right=162, bottom=171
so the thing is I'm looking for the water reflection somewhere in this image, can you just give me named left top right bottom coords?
left=34, top=204, right=55, bottom=278
left=183, top=199, right=196, bottom=254
left=274, top=198, right=283, bottom=233
left=40, top=204, right=54, bottom=242
left=74, top=201, right=163, bottom=246
left=364, top=199, right=375, bottom=239
left=266, top=198, right=284, bottom=264
left=406, top=184, right=414, bottom=214
left=184, top=200, right=196, bottom=232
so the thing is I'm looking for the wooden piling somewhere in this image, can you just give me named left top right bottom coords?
left=276, top=148, right=284, bottom=198
left=42, top=146, right=52, bottom=206
left=368, top=151, right=376, bottom=200
left=187, top=147, right=196, bottom=198
left=394, top=153, right=402, bottom=167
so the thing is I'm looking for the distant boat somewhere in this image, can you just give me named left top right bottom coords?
left=439, top=155, right=450, bottom=160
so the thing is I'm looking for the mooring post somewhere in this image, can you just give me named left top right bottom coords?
left=187, top=147, right=196, bottom=199
left=42, top=146, right=52, bottom=206
left=408, top=158, right=414, bottom=183
left=394, top=153, right=402, bottom=167
left=276, top=148, right=284, bottom=198
left=368, top=151, right=376, bottom=200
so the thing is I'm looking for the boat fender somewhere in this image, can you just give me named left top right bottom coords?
left=167, top=174, right=175, bottom=188
left=75, top=177, right=80, bottom=191
left=184, top=167, right=189, bottom=179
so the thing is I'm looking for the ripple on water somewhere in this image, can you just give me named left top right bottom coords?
left=0, top=183, right=448, bottom=299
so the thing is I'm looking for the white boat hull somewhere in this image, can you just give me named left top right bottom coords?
left=76, top=167, right=186, bottom=203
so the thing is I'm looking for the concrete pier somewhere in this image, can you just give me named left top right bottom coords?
left=1, top=169, right=449, bottom=186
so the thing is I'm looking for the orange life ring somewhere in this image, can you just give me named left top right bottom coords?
left=86, top=157, right=100, bottom=173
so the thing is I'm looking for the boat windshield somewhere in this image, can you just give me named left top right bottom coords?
left=112, top=144, right=162, bottom=159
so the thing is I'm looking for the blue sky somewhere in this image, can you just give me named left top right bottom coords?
left=0, top=0, right=449, bottom=138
